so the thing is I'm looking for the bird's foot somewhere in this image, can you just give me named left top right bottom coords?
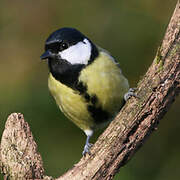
left=82, top=143, right=93, bottom=156
left=124, top=88, right=138, bottom=101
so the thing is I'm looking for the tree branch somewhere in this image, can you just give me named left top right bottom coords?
left=0, top=113, right=52, bottom=180
left=0, top=1, right=180, bottom=180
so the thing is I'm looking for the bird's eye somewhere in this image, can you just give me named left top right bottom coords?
left=45, top=42, right=69, bottom=54
left=60, top=42, right=68, bottom=51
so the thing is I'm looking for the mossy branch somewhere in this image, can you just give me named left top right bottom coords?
left=0, top=1, right=180, bottom=180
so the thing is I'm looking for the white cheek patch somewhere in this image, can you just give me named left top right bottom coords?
left=59, top=38, right=91, bottom=65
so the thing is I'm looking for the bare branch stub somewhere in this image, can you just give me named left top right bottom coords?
left=0, top=113, right=45, bottom=180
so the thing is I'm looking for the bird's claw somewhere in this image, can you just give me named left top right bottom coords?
left=124, top=88, right=138, bottom=101
left=82, top=143, right=93, bottom=156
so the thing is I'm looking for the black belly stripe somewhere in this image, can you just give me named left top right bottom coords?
left=87, top=105, right=110, bottom=124
left=75, top=81, right=110, bottom=124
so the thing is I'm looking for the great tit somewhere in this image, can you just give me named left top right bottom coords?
left=40, top=27, right=132, bottom=155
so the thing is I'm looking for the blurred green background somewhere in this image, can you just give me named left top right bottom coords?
left=0, top=0, right=179, bottom=179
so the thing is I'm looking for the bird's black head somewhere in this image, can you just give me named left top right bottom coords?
left=40, top=27, right=98, bottom=88
left=40, top=27, right=98, bottom=63
left=45, top=27, right=85, bottom=50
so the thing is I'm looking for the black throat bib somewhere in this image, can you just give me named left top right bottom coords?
left=48, top=58, right=85, bottom=89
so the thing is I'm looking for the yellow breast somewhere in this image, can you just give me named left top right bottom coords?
left=48, top=51, right=129, bottom=131
left=79, top=51, right=129, bottom=114
left=48, top=73, right=94, bottom=130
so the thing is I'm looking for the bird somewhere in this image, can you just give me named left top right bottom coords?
left=40, top=27, right=133, bottom=155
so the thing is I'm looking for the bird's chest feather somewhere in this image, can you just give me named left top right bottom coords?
left=48, top=52, right=129, bottom=130
left=79, top=52, right=129, bottom=113
left=48, top=73, right=94, bottom=130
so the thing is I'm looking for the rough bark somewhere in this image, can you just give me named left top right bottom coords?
left=0, top=113, right=52, bottom=180
left=0, top=1, right=180, bottom=180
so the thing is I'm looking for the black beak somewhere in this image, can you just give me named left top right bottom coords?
left=40, top=50, right=53, bottom=60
